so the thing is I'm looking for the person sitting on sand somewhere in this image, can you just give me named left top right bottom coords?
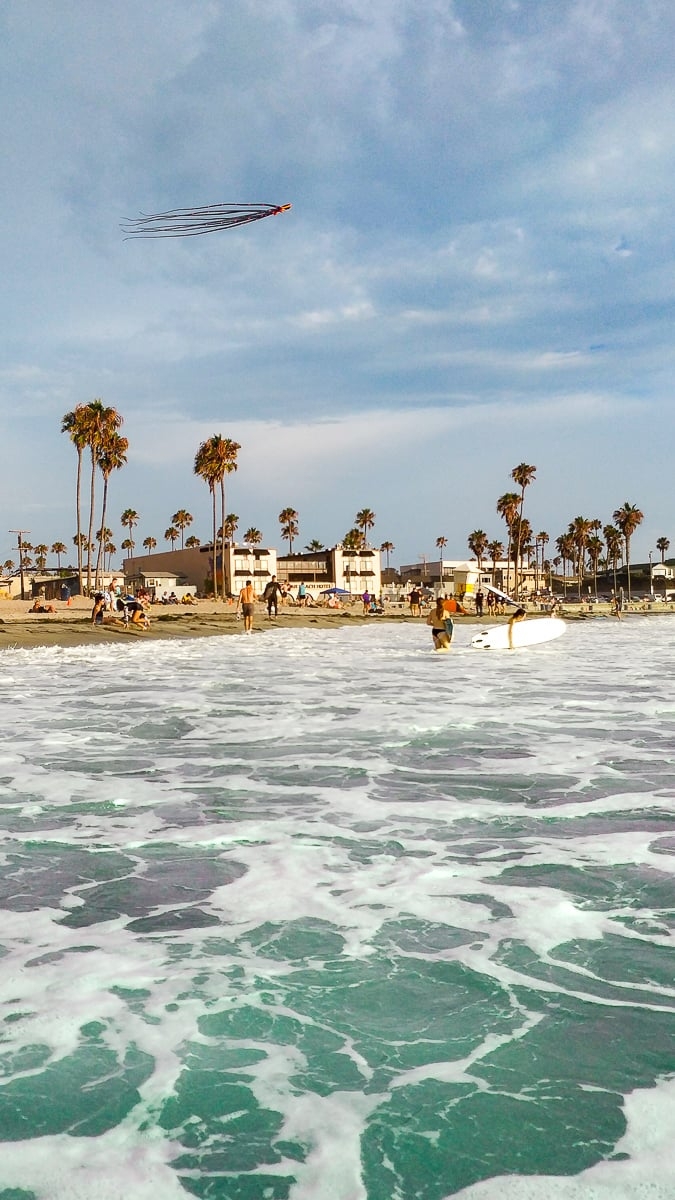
left=508, top=607, right=526, bottom=649
left=181, top=593, right=196, bottom=605
left=426, top=597, right=453, bottom=650
left=91, top=593, right=106, bottom=625
left=29, top=599, right=56, bottom=614
left=443, top=595, right=467, bottom=615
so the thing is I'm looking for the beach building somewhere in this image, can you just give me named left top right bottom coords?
left=123, top=543, right=278, bottom=598
left=276, top=545, right=381, bottom=597
left=398, top=558, right=538, bottom=598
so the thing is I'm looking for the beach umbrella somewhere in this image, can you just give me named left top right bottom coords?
left=321, top=587, right=351, bottom=595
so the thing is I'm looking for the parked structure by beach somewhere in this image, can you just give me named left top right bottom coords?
left=399, top=557, right=538, bottom=598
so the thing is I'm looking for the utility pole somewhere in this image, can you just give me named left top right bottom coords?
left=9, top=529, right=30, bottom=601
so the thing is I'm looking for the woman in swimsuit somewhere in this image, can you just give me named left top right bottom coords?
left=426, top=597, right=453, bottom=650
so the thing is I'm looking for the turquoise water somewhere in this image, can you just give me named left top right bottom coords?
left=1, top=618, right=675, bottom=1198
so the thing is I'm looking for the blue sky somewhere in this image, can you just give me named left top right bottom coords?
left=1, top=0, right=674, bottom=568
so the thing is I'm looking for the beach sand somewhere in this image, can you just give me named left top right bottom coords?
left=1, top=595, right=670, bottom=651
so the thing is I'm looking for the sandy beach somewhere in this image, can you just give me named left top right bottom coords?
left=1, top=594, right=672, bottom=651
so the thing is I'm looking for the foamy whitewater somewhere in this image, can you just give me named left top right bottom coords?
left=1, top=617, right=675, bottom=1199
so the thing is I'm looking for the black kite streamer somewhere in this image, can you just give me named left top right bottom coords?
left=121, top=202, right=292, bottom=239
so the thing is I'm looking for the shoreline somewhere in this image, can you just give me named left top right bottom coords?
left=1, top=596, right=673, bottom=651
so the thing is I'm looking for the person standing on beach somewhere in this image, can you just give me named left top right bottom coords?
left=237, top=579, right=256, bottom=633
left=409, top=587, right=421, bottom=617
left=263, top=576, right=283, bottom=619
left=475, top=589, right=484, bottom=616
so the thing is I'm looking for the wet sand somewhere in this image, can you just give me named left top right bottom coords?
left=0, top=596, right=670, bottom=651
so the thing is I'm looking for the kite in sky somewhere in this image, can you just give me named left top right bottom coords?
left=121, top=202, right=292, bottom=239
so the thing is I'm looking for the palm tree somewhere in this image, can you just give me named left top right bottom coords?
left=279, top=507, right=299, bottom=553
left=487, top=539, right=504, bottom=587
left=61, top=404, right=91, bottom=594
left=120, top=508, right=139, bottom=558
left=587, top=534, right=603, bottom=599
left=555, top=532, right=575, bottom=598
left=355, top=508, right=376, bottom=546
left=535, top=531, right=549, bottom=593
left=34, top=544, right=49, bottom=571
left=94, top=432, right=128, bottom=587
left=172, top=509, right=193, bottom=549
left=79, top=400, right=123, bottom=593
left=194, top=435, right=240, bottom=600
left=435, top=536, right=448, bottom=562
left=568, top=516, right=593, bottom=599
left=143, top=536, right=157, bottom=554
left=185, top=535, right=201, bottom=549
left=603, top=524, right=622, bottom=596
left=305, top=538, right=324, bottom=552
left=656, top=536, right=670, bottom=563
left=467, top=530, right=488, bottom=574
left=164, top=526, right=179, bottom=549
left=121, top=538, right=134, bottom=558
left=380, top=541, right=395, bottom=568
left=496, top=492, right=520, bottom=594
left=511, top=463, right=536, bottom=595
left=51, top=542, right=67, bottom=570
left=221, top=513, right=239, bottom=544
left=3, top=559, right=15, bottom=574
left=104, top=542, right=117, bottom=571
left=343, top=528, right=365, bottom=550
left=612, top=502, right=644, bottom=601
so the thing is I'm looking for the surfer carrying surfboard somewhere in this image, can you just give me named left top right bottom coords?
left=507, top=607, right=526, bottom=649
left=427, top=597, right=454, bottom=650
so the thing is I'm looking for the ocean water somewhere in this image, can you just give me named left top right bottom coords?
left=1, top=617, right=675, bottom=1200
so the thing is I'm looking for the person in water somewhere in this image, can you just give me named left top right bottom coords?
left=426, top=597, right=454, bottom=650
left=508, top=607, right=526, bottom=649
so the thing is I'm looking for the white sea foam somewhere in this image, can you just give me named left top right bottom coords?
left=1, top=617, right=675, bottom=1197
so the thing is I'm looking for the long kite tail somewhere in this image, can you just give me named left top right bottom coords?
left=121, top=202, right=292, bottom=239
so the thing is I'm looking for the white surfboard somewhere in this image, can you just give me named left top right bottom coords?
left=471, top=616, right=566, bottom=650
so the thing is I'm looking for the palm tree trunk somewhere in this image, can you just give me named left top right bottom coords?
left=76, top=449, right=83, bottom=595
left=86, top=450, right=97, bottom=595
left=94, top=476, right=109, bottom=589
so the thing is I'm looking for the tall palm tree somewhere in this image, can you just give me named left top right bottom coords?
left=172, top=509, right=193, bottom=549
left=380, top=541, right=395, bottom=568
left=121, top=538, right=134, bottom=557
left=165, top=527, right=179, bottom=549
left=120, top=508, right=139, bottom=558
left=51, top=541, right=67, bottom=570
left=355, top=508, right=376, bottom=546
left=586, top=534, right=603, bottom=599
left=143, top=536, right=157, bottom=554
left=603, top=524, right=622, bottom=597
left=555, top=532, right=575, bottom=598
left=279, top=507, right=299, bottom=553
left=194, top=435, right=240, bottom=600
left=568, top=516, right=593, bottom=599
left=510, top=463, right=536, bottom=595
left=185, top=535, right=201, bottom=549
left=61, top=404, right=91, bottom=594
left=496, top=492, right=520, bottom=594
left=612, top=502, right=644, bottom=601
left=467, top=530, right=488, bottom=573
left=487, top=539, right=504, bottom=587
left=79, top=400, right=123, bottom=593
left=656, top=536, right=670, bottom=563
left=34, top=544, right=49, bottom=571
left=535, top=531, right=549, bottom=592
left=436, top=535, right=448, bottom=555
left=104, top=542, right=117, bottom=571
left=94, top=432, right=128, bottom=588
